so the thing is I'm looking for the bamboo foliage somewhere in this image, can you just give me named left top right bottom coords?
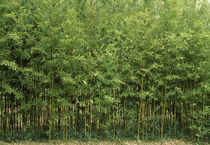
left=0, top=0, right=209, bottom=142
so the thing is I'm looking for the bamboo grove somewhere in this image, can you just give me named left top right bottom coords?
left=0, top=0, right=209, bottom=142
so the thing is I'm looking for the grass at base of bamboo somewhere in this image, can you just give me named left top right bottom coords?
left=0, top=139, right=208, bottom=145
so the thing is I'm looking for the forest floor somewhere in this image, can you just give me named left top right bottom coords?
left=0, top=139, right=208, bottom=145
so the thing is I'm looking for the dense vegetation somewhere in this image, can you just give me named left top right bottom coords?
left=0, top=0, right=209, bottom=142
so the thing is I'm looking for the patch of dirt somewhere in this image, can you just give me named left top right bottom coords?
left=124, top=139, right=194, bottom=145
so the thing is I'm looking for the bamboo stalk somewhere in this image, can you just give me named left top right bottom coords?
left=74, top=103, right=77, bottom=133
left=68, top=98, right=71, bottom=138
left=4, top=95, right=6, bottom=137
left=174, top=102, right=176, bottom=137
left=161, top=85, right=166, bottom=138
left=138, top=99, right=141, bottom=138
left=191, top=81, right=194, bottom=141
left=152, top=99, right=156, bottom=139
left=181, top=102, right=184, bottom=137
left=181, top=83, right=185, bottom=137
left=49, top=45, right=54, bottom=140
left=124, top=98, right=126, bottom=133
left=65, top=119, right=68, bottom=140
left=191, top=101, right=194, bottom=140
left=65, top=106, right=68, bottom=140
left=20, top=54, right=24, bottom=140
left=8, top=96, right=10, bottom=134
left=90, top=99, right=92, bottom=138
left=11, top=97, right=14, bottom=136
left=113, top=105, right=116, bottom=138
left=84, top=101, right=87, bottom=135
left=0, top=82, right=1, bottom=135
left=142, top=100, right=145, bottom=140
left=68, top=110, right=71, bottom=139
left=62, top=107, right=65, bottom=139
left=141, top=74, right=144, bottom=139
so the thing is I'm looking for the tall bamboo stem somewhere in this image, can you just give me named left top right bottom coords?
left=174, top=102, right=176, bottom=137
left=161, top=85, right=166, bottom=138
left=152, top=99, right=156, bottom=139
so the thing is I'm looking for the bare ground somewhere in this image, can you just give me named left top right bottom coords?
left=0, top=139, right=208, bottom=145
